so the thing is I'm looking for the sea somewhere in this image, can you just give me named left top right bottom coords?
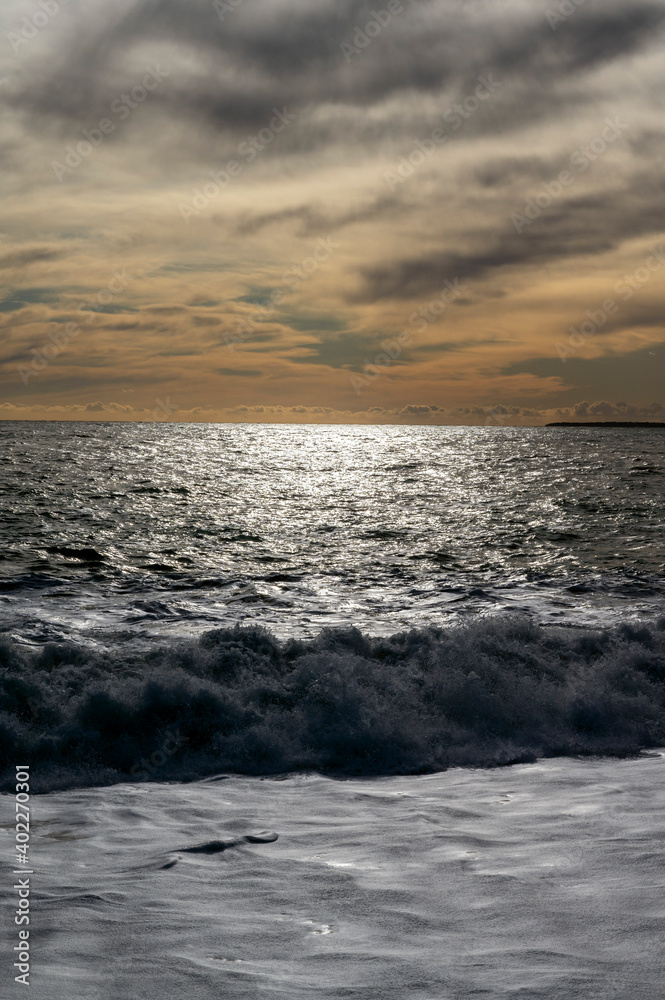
left=1, top=421, right=664, bottom=999
left=2, top=420, right=664, bottom=646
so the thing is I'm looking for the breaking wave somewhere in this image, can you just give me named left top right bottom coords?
left=2, top=616, right=665, bottom=792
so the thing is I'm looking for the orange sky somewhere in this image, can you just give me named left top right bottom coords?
left=1, top=0, right=664, bottom=424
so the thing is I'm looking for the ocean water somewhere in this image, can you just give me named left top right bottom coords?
left=1, top=421, right=664, bottom=646
left=2, top=422, right=665, bottom=998
left=7, top=755, right=664, bottom=1000
left=1, top=421, right=664, bottom=790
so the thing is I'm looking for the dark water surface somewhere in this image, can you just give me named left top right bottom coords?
left=1, top=421, right=665, bottom=789
left=0, top=421, right=663, bottom=645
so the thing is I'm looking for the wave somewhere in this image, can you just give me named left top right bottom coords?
left=1, top=617, right=665, bottom=792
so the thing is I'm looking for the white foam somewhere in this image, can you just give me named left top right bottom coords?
left=6, top=753, right=664, bottom=998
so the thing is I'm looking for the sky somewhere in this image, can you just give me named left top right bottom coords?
left=0, top=0, right=664, bottom=424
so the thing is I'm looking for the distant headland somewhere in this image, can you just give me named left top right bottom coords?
left=546, top=421, right=665, bottom=427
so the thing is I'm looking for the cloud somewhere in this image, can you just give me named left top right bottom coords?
left=7, top=0, right=665, bottom=158
left=1, top=0, right=664, bottom=418
left=0, top=288, right=62, bottom=313
left=0, top=247, right=64, bottom=270
left=234, top=194, right=403, bottom=238
left=357, top=174, right=665, bottom=301
left=501, top=344, right=665, bottom=403
left=83, top=401, right=135, bottom=413
left=3, top=399, right=662, bottom=426
left=214, top=367, right=263, bottom=377
left=400, top=404, right=441, bottom=415
left=566, top=399, right=665, bottom=418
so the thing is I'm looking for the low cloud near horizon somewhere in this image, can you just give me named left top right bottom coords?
left=2, top=399, right=663, bottom=427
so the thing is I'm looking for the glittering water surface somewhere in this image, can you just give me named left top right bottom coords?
left=0, top=421, right=663, bottom=644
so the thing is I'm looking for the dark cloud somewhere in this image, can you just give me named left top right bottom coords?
left=0, top=248, right=64, bottom=270
left=234, top=289, right=278, bottom=307
left=279, top=313, right=347, bottom=334
left=564, top=399, right=665, bottom=418
left=234, top=194, right=403, bottom=237
left=290, top=330, right=410, bottom=370
left=473, top=155, right=573, bottom=189
left=357, top=171, right=665, bottom=301
left=7, top=0, right=664, bottom=155
left=0, top=288, right=61, bottom=313
left=501, top=344, right=665, bottom=403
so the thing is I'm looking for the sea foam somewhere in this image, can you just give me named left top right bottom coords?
left=1, top=616, right=664, bottom=792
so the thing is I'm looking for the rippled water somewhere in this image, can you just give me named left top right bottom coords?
left=15, top=757, right=665, bottom=1000
left=1, top=421, right=663, bottom=645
